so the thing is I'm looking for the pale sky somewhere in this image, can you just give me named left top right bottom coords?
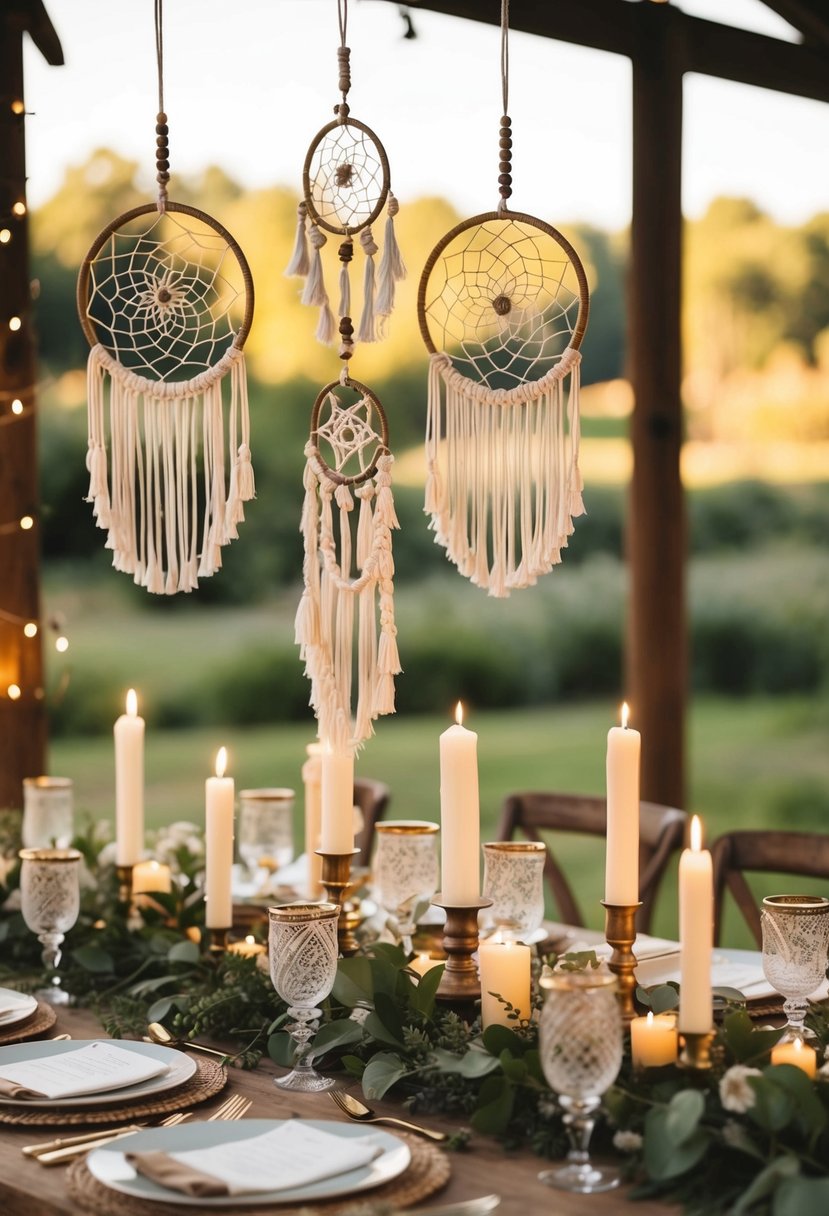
left=22, top=0, right=829, bottom=230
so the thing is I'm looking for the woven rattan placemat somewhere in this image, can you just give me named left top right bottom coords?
left=0, top=1056, right=226, bottom=1127
left=67, top=1130, right=449, bottom=1215
left=0, top=1001, right=57, bottom=1046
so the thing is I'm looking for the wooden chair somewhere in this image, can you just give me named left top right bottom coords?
left=711, top=830, right=829, bottom=946
left=496, top=792, right=687, bottom=933
left=353, top=778, right=391, bottom=866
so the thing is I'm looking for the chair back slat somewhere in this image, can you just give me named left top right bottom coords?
left=712, top=830, right=829, bottom=945
left=353, top=778, right=390, bottom=866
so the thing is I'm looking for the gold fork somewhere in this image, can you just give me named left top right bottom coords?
left=36, top=1111, right=191, bottom=1166
left=329, top=1090, right=447, bottom=1141
left=205, top=1093, right=252, bottom=1121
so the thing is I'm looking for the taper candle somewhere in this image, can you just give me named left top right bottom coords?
left=679, top=814, right=713, bottom=1034
left=320, top=747, right=354, bottom=854
left=303, top=742, right=324, bottom=895
left=205, top=747, right=234, bottom=929
left=114, top=688, right=145, bottom=867
left=605, top=701, right=641, bottom=905
left=439, top=702, right=480, bottom=905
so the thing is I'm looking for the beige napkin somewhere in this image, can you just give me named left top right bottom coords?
left=0, top=1078, right=42, bottom=1100
left=126, top=1152, right=232, bottom=1198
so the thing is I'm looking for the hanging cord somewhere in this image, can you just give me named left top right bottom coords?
left=497, top=0, right=512, bottom=214
left=154, top=0, right=170, bottom=211
left=336, top=0, right=352, bottom=121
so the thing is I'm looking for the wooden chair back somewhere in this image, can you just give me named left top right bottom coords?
left=711, top=830, right=829, bottom=946
left=496, top=792, right=687, bottom=933
left=353, top=778, right=391, bottom=866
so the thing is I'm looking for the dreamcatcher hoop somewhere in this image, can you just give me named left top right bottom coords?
left=302, top=117, right=390, bottom=237
left=309, top=376, right=389, bottom=486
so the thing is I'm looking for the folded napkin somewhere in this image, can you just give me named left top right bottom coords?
left=0, top=989, right=35, bottom=1021
left=127, top=1122, right=384, bottom=1198
left=0, top=1041, right=169, bottom=1101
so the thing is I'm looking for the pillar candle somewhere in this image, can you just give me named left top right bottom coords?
left=408, top=952, right=442, bottom=977
left=771, top=1038, right=816, bottom=1077
left=605, top=701, right=641, bottom=905
left=630, top=1011, right=678, bottom=1067
left=205, top=747, right=234, bottom=929
left=679, top=814, right=713, bottom=1034
left=131, top=859, right=171, bottom=895
left=303, top=742, right=324, bottom=895
left=320, top=747, right=354, bottom=854
left=439, top=703, right=480, bottom=905
left=478, top=937, right=531, bottom=1028
left=114, top=688, right=145, bottom=867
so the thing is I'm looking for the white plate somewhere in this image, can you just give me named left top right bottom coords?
left=0, top=988, right=38, bottom=1029
left=87, top=1118, right=411, bottom=1207
left=0, top=1039, right=196, bottom=1107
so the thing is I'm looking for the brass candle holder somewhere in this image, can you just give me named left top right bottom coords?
left=205, top=926, right=229, bottom=957
left=432, top=894, right=492, bottom=1006
left=317, top=849, right=361, bottom=956
left=678, top=1028, right=715, bottom=1071
left=115, top=863, right=134, bottom=908
left=601, top=900, right=642, bottom=1022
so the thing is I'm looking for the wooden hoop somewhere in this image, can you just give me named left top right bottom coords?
left=76, top=200, right=255, bottom=353
left=302, top=116, right=390, bottom=236
left=417, top=209, right=590, bottom=358
left=309, top=377, right=389, bottom=488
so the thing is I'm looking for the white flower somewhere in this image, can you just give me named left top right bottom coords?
left=613, top=1130, right=643, bottom=1153
left=719, top=1065, right=762, bottom=1113
left=537, top=1095, right=558, bottom=1120
left=97, top=841, right=118, bottom=868
left=349, top=1006, right=371, bottom=1025
left=722, top=1120, right=746, bottom=1148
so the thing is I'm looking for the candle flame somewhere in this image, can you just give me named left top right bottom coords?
left=215, top=746, right=228, bottom=778
left=646, top=1010, right=654, bottom=1027
left=455, top=701, right=464, bottom=726
left=621, top=701, right=629, bottom=729
left=245, top=935, right=255, bottom=946
left=690, top=814, right=702, bottom=852
left=794, top=1038, right=803, bottom=1052
left=126, top=688, right=138, bottom=717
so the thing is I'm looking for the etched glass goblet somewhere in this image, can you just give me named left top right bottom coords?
left=238, top=788, right=295, bottom=878
left=268, top=902, right=340, bottom=1091
left=482, top=841, right=546, bottom=941
left=19, top=847, right=82, bottom=1006
left=538, top=969, right=623, bottom=1194
left=761, top=894, right=829, bottom=1041
left=22, top=777, right=74, bottom=848
left=374, top=821, right=439, bottom=955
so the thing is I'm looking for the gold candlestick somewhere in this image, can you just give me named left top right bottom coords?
left=601, top=900, right=642, bottom=1021
left=678, top=1029, right=715, bottom=1070
left=115, top=863, right=134, bottom=907
left=432, top=895, right=492, bottom=1005
left=206, top=926, right=229, bottom=957
left=317, top=849, right=361, bottom=956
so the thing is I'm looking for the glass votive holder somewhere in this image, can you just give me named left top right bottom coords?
left=482, top=840, right=546, bottom=941
left=238, top=788, right=295, bottom=876
left=22, top=777, right=73, bottom=849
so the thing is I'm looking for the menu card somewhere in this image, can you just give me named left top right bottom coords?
left=0, top=1042, right=169, bottom=1100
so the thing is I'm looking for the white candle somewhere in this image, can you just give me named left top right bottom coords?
left=478, top=936, right=531, bottom=1028
left=114, top=688, right=145, bottom=867
left=320, top=747, right=354, bottom=854
left=679, top=814, right=713, bottom=1034
left=605, top=701, right=641, bottom=905
left=630, top=1011, right=678, bottom=1068
left=770, top=1038, right=816, bottom=1078
left=205, top=747, right=234, bottom=929
left=408, top=952, right=442, bottom=977
left=439, top=702, right=480, bottom=905
left=303, top=742, right=324, bottom=895
left=227, top=934, right=266, bottom=959
left=131, top=859, right=171, bottom=895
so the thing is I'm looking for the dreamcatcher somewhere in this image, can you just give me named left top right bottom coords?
left=419, top=0, right=590, bottom=597
left=285, top=0, right=406, bottom=354
left=294, top=1, right=402, bottom=749
left=77, top=0, right=255, bottom=594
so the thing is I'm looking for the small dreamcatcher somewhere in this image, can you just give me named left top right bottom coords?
left=77, top=0, right=255, bottom=594
left=419, top=0, right=590, bottom=597
left=285, top=0, right=406, bottom=355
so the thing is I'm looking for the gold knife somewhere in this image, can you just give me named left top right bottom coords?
left=24, top=1123, right=145, bottom=1158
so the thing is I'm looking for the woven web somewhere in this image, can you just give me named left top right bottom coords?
left=84, top=211, right=246, bottom=382
left=308, top=123, right=385, bottom=232
left=315, top=386, right=384, bottom=480
left=423, top=217, right=582, bottom=389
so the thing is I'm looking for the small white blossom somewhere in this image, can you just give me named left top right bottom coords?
left=613, top=1130, right=643, bottom=1153
left=349, top=1006, right=371, bottom=1025
left=719, top=1065, right=762, bottom=1114
left=537, top=1095, right=558, bottom=1120
left=97, top=841, right=118, bottom=868
left=722, top=1120, right=746, bottom=1148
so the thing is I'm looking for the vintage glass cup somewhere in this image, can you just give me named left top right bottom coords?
left=268, top=902, right=340, bottom=1091
left=538, top=969, right=623, bottom=1194
left=374, top=821, right=440, bottom=955
left=761, top=894, right=829, bottom=1041
left=22, top=777, right=73, bottom=849
left=19, top=847, right=82, bottom=1006
left=238, top=788, right=295, bottom=877
left=482, top=841, right=546, bottom=941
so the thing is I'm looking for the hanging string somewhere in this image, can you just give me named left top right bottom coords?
left=337, top=0, right=351, bottom=118
left=497, top=0, right=512, bottom=214
left=501, top=0, right=509, bottom=115
left=154, top=0, right=170, bottom=212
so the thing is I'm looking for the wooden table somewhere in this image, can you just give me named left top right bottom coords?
left=0, top=1007, right=676, bottom=1216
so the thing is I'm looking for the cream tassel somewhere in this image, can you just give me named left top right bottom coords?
left=356, top=228, right=378, bottom=344
left=285, top=201, right=310, bottom=277
left=375, top=193, right=406, bottom=322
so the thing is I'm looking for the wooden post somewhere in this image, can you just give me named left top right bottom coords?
left=0, top=2, right=62, bottom=809
left=627, top=4, right=686, bottom=809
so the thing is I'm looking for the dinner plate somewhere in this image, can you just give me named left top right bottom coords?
left=0, top=989, right=38, bottom=1029
left=0, top=1039, right=196, bottom=1107
left=87, top=1118, right=411, bottom=1207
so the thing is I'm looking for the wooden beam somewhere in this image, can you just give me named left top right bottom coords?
left=626, top=4, right=686, bottom=808
left=759, top=1, right=829, bottom=49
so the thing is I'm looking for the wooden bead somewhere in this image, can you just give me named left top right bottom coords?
left=498, top=173, right=512, bottom=185
left=499, top=136, right=512, bottom=149
left=157, top=171, right=170, bottom=183
left=156, top=111, right=167, bottom=123
left=499, top=160, right=511, bottom=173
left=339, top=316, right=354, bottom=336
left=338, top=240, right=353, bottom=262
left=156, top=158, right=170, bottom=171
left=155, top=122, right=168, bottom=135
left=500, top=185, right=512, bottom=198
left=500, top=115, right=511, bottom=127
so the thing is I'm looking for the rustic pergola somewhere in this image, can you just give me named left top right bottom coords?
left=1, top=0, right=828, bottom=809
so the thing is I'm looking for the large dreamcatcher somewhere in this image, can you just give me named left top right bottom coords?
left=419, top=0, right=590, bottom=597
left=293, top=1, right=402, bottom=749
left=77, top=1, right=255, bottom=594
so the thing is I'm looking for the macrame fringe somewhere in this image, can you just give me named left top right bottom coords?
left=424, top=348, right=584, bottom=598
left=296, top=446, right=401, bottom=751
left=285, top=201, right=310, bottom=277
left=375, top=193, right=406, bottom=323
left=85, top=342, right=254, bottom=595
left=356, top=227, right=378, bottom=344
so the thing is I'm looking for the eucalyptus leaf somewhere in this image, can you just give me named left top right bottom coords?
left=147, top=997, right=173, bottom=1023
left=374, top=991, right=405, bottom=1043
left=773, top=1175, right=829, bottom=1216
left=730, top=1155, right=800, bottom=1215
left=470, top=1076, right=515, bottom=1135
left=308, top=1016, right=365, bottom=1061
left=368, top=942, right=408, bottom=968
left=167, top=939, right=200, bottom=966
left=267, top=1031, right=295, bottom=1067
left=664, top=1088, right=705, bottom=1147
left=483, top=1023, right=527, bottom=1058
left=408, top=961, right=445, bottom=1016
left=499, top=1049, right=528, bottom=1083
left=747, top=1076, right=795, bottom=1133
left=761, top=1063, right=828, bottom=1141
left=362, top=1051, right=410, bottom=1100
left=636, top=983, right=680, bottom=1014
left=363, top=1011, right=405, bottom=1050
left=71, top=944, right=115, bottom=974
left=332, top=956, right=374, bottom=1006
left=431, top=1046, right=501, bottom=1079
left=342, top=1054, right=365, bottom=1077
left=644, top=1103, right=710, bottom=1180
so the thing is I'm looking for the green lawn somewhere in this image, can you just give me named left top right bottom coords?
left=51, top=695, right=829, bottom=948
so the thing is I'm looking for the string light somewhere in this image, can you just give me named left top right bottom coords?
left=7, top=684, right=21, bottom=701
left=18, top=515, right=34, bottom=530
left=10, top=100, right=24, bottom=115
left=11, top=202, right=26, bottom=217
left=11, top=400, right=22, bottom=414
left=8, top=316, right=21, bottom=332
left=55, top=636, right=69, bottom=654
left=0, top=230, right=10, bottom=245
left=23, top=622, right=37, bottom=638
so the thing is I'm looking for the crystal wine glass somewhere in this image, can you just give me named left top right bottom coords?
left=268, top=902, right=339, bottom=1091
left=538, top=969, right=623, bottom=1194
left=374, top=821, right=439, bottom=955
left=238, top=788, right=295, bottom=878
left=22, top=777, right=74, bottom=848
left=761, top=894, right=829, bottom=1041
left=482, top=841, right=546, bottom=941
left=19, top=847, right=82, bottom=1006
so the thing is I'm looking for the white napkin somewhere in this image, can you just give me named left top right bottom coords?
left=0, top=989, right=35, bottom=1023
left=134, top=1122, right=384, bottom=1197
left=0, top=1042, right=170, bottom=1100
